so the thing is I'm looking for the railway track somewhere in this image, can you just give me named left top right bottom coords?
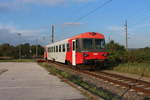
left=84, top=71, right=150, bottom=95
left=45, top=61, right=150, bottom=96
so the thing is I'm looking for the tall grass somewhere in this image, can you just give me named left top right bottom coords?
left=113, top=63, right=150, bottom=77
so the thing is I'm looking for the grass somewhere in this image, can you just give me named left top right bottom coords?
left=112, top=62, right=150, bottom=77
left=39, top=62, right=121, bottom=100
left=0, top=59, right=35, bottom=62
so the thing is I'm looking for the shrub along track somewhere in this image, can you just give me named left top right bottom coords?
left=41, top=60, right=150, bottom=99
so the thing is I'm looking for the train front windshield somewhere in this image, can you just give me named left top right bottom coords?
left=95, top=39, right=105, bottom=49
left=82, top=39, right=93, bottom=49
left=79, top=38, right=105, bottom=52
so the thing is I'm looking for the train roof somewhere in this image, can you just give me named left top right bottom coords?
left=46, top=38, right=68, bottom=47
left=70, top=32, right=104, bottom=40
left=46, top=32, right=104, bottom=47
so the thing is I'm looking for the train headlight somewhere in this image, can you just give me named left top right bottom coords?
left=83, top=53, right=89, bottom=57
left=103, top=53, right=108, bottom=57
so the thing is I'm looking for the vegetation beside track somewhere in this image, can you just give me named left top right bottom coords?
left=107, top=40, right=150, bottom=77
left=0, top=43, right=44, bottom=59
left=112, top=63, right=150, bottom=77
left=39, top=62, right=121, bottom=100
left=0, top=59, right=35, bottom=62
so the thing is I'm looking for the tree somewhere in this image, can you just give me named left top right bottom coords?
left=0, top=43, right=44, bottom=59
left=106, top=40, right=125, bottom=52
left=0, top=43, right=16, bottom=58
left=106, top=40, right=126, bottom=64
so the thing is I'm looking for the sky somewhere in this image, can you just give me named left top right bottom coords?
left=0, top=0, right=150, bottom=48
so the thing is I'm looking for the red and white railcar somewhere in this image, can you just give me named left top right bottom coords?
left=44, top=32, right=109, bottom=67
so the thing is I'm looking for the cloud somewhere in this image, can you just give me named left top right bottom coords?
left=62, top=22, right=84, bottom=26
left=20, top=0, right=92, bottom=5
left=20, top=0, right=65, bottom=6
left=0, top=1, right=35, bottom=13
left=107, top=26, right=123, bottom=32
left=0, top=3, right=9, bottom=12
left=0, top=29, right=17, bottom=44
left=0, top=24, right=46, bottom=36
left=0, top=24, right=48, bottom=45
left=0, top=1, right=26, bottom=13
left=0, top=2, right=15, bottom=12
left=0, top=0, right=92, bottom=9
left=0, top=0, right=93, bottom=13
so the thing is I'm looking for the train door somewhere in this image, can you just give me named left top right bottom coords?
left=72, top=40, right=76, bottom=66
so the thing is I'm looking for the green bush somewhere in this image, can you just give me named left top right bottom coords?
left=122, top=48, right=150, bottom=63
left=106, top=41, right=150, bottom=65
left=106, top=40, right=126, bottom=66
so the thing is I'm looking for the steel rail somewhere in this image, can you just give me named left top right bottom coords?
left=84, top=71, right=150, bottom=95
left=44, top=61, right=150, bottom=95
left=99, top=71, right=150, bottom=87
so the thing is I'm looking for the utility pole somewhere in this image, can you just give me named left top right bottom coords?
left=36, top=39, right=38, bottom=58
left=125, top=20, right=128, bottom=51
left=51, top=24, right=54, bottom=43
left=17, top=33, right=22, bottom=59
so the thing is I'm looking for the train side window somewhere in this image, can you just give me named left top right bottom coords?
left=76, top=39, right=79, bottom=51
left=52, top=47, right=53, bottom=52
left=54, top=46, right=55, bottom=52
left=50, top=47, right=51, bottom=52
left=63, top=44, right=65, bottom=52
left=51, top=47, right=52, bottom=52
left=49, top=47, right=51, bottom=52
left=67, top=43, right=70, bottom=52
left=48, top=47, right=50, bottom=52
left=56, top=46, right=58, bottom=52
left=59, top=45, right=61, bottom=52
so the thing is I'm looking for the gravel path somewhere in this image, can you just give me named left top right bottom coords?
left=0, top=62, right=86, bottom=100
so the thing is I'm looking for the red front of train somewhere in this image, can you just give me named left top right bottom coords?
left=66, top=32, right=109, bottom=66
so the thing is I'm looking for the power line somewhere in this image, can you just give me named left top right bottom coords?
left=75, top=0, right=113, bottom=22
left=73, top=0, right=104, bottom=13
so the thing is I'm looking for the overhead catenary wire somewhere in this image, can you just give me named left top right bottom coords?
left=74, top=0, right=113, bottom=22
left=61, top=0, right=113, bottom=37
left=73, top=0, right=105, bottom=14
